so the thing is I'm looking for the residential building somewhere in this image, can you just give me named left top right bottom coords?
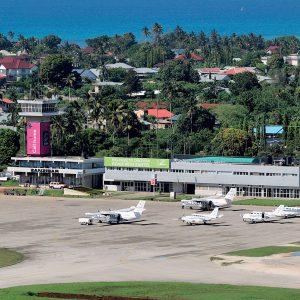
left=266, top=46, right=281, bottom=55
left=284, top=54, right=300, bottom=66
left=73, top=69, right=97, bottom=81
left=93, top=80, right=123, bottom=93
left=222, top=67, right=256, bottom=76
left=261, top=56, right=271, bottom=65
left=133, top=67, right=158, bottom=78
left=0, top=56, right=37, bottom=81
left=0, top=98, right=14, bottom=112
left=106, top=63, right=134, bottom=70
left=197, top=68, right=221, bottom=75
left=199, top=74, right=230, bottom=83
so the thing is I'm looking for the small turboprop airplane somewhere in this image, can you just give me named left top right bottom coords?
left=241, top=206, right=284, bottom=223
left=181, top=207, right=223, bottom=225
left=181, top=188, right=237, bottom=210
left=281, top=205, right=300, bottom=217
left=270, top=205, right=299, bottom=218
left=79, top=201, right=146, bottom=225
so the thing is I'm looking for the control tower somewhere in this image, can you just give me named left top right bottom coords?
left=18, top=99, right=60, bottom=156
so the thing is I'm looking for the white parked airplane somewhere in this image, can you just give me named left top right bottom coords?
left=181, top=207, right=223, bottom=225
left=181, top=188, right=237, bottom=210
left=241, top=206, right=284, bottom=223
left=79, top=201, right=146, bottom=225
left=281, top=205, right=300, bottom=217
left=84, top=205, right=137, bottom=222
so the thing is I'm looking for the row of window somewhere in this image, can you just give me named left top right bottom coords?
left=20, top=104, right=58, bottom=113
left=107, top=167, right=298, bottom=177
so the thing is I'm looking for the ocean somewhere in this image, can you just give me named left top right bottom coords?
left=0, top=0, right=300, bottom=45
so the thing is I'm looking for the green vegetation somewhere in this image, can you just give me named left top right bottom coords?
left=123, top=193, right=192, bottom=201
left=2, top=282, right=300, bottom=300
left=2, top=28, right=300, bottom=160
left=225, top=246, right=300, bottom=257
left=0, top=129, right=20, bottom=165
left=0, top=180, right=19, bottom=187
left=234, top=199, right=300, bottom=206
left=0, top=248, right=24, bottom=268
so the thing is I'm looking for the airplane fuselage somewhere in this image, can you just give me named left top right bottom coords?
left=242, top=212, right=278, bottom=223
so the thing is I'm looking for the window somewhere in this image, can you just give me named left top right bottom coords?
left=233, top=172, right=248, bottom=175
left=201, top=170, right=216, bottom=174
left=250, top=172, right=265, bottom=176
left=218, top=171, right=232, bottom=175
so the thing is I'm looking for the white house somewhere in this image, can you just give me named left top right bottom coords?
left=284, top=54, right=300, bottom=66
left=0, top=57, right=37, bottom=81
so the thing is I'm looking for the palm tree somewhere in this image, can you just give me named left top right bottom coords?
left=7, top=31, right=14, bottom=42
left=87, top=94, right=106, bottom=130
left=64, top=73, right=77, bottom=101
left=142, top=26, right=151, bottom=41
left=152, top=22, right=163, bottom=45
left=50, top=116, right=66, bottom=155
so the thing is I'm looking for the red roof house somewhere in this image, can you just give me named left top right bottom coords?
left=147, top=109, right=174, bottom=119
left=0, top=56, right=37, bottom=81
left=191, top=53, right=204, bottom=61
left=198, top=68, right=221, bottom=74
left=221, top=67, right=256, bottom=76
left=0, top=98, right=14, bottom=112
left=82, top=47, right=94, bottom=55
left=174, top=54, right=187, bottom=61
left=267, top=46, right=281, bottom=55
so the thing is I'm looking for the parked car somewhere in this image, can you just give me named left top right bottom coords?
left=49, top=182, right=66, bottom=189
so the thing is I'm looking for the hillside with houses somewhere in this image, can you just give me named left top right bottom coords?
left=1, top=26, right=300, bottom=169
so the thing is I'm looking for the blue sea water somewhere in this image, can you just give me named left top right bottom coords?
left=0, top=0, right=300, bottom=45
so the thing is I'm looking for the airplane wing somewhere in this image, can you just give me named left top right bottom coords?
left=115, top=206, right=135, bottom=212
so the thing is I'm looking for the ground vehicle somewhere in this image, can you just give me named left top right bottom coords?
left=49, top=182, right=66, bottom=189
left=79, top=217, right=93, bottom=225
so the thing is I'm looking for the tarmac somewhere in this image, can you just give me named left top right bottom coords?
left=0, top=195, right=300, bottom=289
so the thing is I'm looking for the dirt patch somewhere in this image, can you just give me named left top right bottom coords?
left=34, top=292, right=153, bottom=300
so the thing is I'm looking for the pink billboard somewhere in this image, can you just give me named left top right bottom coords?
left=27, top=122, right=51, bottom=156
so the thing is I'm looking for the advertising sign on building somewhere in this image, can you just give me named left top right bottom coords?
left=104, top=157, right=170, bottom=169
left=150, top=178, right=157, bottom=186
left=27, top=122, right=51, bottom=156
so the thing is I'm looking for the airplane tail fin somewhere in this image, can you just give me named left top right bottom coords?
left=274, top=205, right=285, bottom=214
left=210, top=207, right=219, bottom=219
left=225, top=188, right=237, bottom=204
left=134, top=201, right=146, bottom=215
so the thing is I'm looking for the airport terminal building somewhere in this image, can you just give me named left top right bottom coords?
left=8, top=156, right=104, bottom=188
left=103, top=157, right=300, bottom=198
left=7, top=98, right=104, bottom=188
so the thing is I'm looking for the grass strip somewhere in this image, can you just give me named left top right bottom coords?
left=2, top=282, right=300, bottom=300
left=225, top=246, right=300, bottom=257
left=234, top=199, right=300, bottom=206
left=0, top=248, right=24, bottom=268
